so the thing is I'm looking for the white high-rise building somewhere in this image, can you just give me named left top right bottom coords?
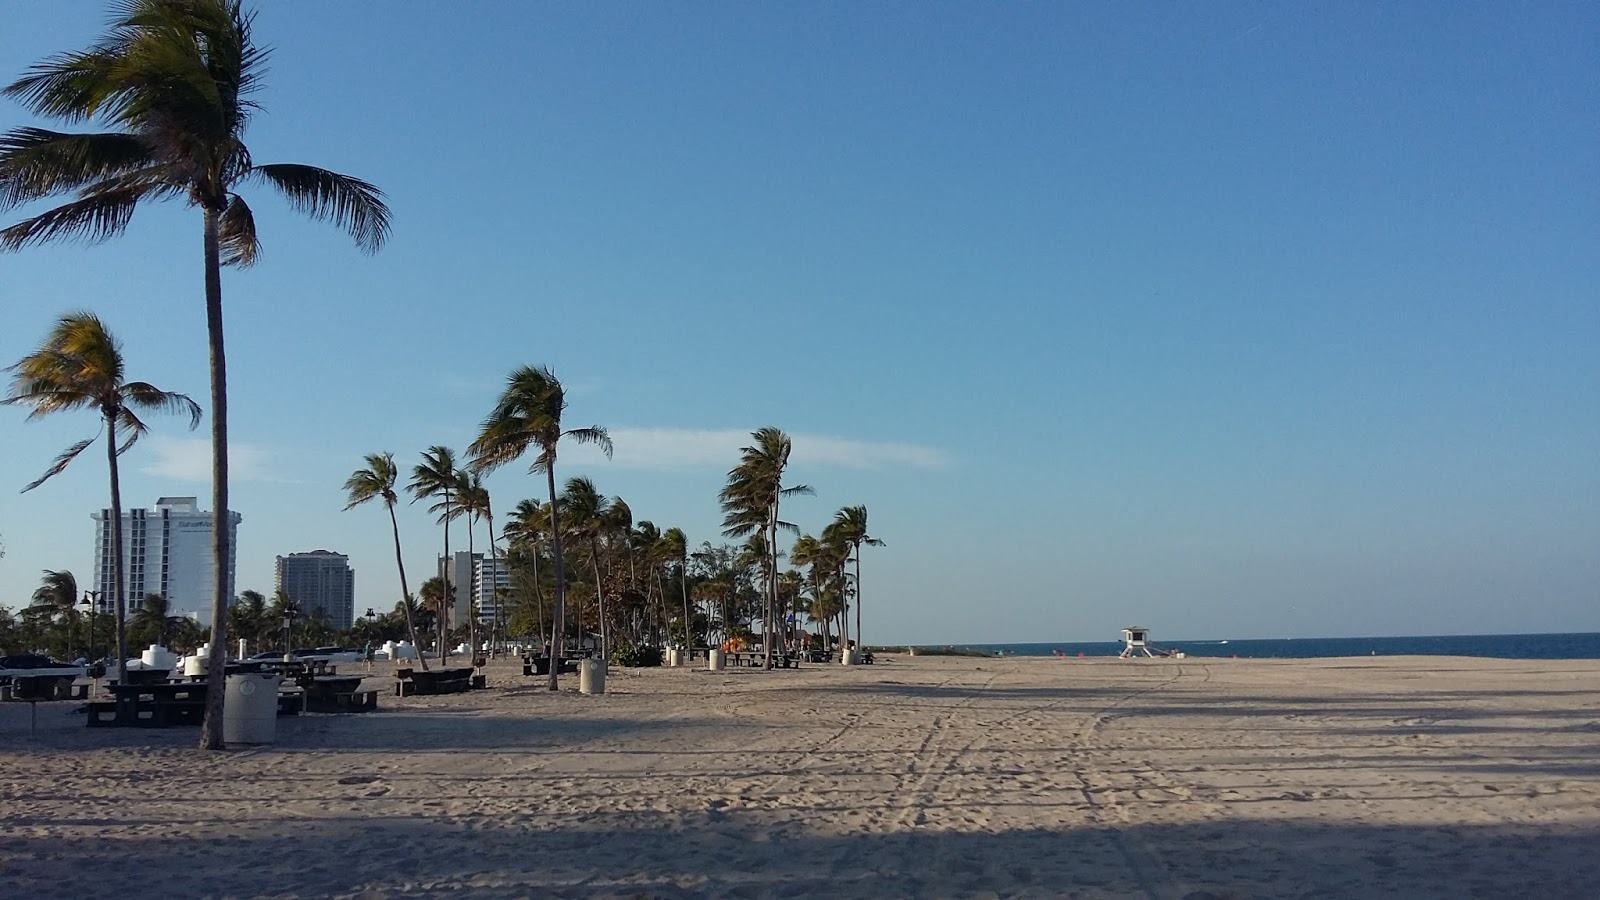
left=439, top=551, right=512, bottom=629
left=92, top=496, right=241, bottom=620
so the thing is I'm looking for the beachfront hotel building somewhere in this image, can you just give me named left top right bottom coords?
left=274, top=550, right=357, bottom=632
left=91, top=496, right=242, bottom=620
left=439, top=551, right=512, bottom=630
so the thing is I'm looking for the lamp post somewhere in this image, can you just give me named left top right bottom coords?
left=81, top=590, right=100, bottom=663
left=282, top=610, right=296, bottom=657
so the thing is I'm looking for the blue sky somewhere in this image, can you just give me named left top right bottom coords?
left=1, top=2, right=1595, bottom=643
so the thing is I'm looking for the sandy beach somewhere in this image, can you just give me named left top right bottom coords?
left=1, top=654, right=1597, bottom=898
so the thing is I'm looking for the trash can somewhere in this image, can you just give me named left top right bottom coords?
left=224, top=672, right=281, bottom=745
left=707, top=649, right=724, bottom=672
left=841, top=648, right=858, bottom=666
left=579, top=658, right=606, bottom=695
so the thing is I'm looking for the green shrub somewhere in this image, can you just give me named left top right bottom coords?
left=612, top=639, right=663, bottom=668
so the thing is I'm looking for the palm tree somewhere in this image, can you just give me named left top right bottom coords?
left=719, top=428, right=812, bottom=669
left=466, top=365, right=611, bottom=690
left=132, top=593, right=182, bottom=647
left=660, top=528, right=693, bottom=650
left=830, top=505, right=884, bottom=652
left=505, top=498, right=548, bottom=630
left=343, top=452, right=428, bottom=670
left=5, top=312, right=201, bottom=671
left=408, top=446, right=459, bottom=663
left=561, top=476, right=614, bottom=658
left=228, top=588, right=268, bottom=651
left=31, top=569, right=79, bottom=660
left=0, top=0, right=391, bottom=749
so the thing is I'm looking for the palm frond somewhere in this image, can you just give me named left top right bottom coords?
left=121, top=381, right=202, bottom=428
left=563, top=426, right=614, bottom=458
left=22, top=436, right=96, bottom=493
left=218, top=191, right=258, bottom=266
left=3, top=49, right=121, bottom=122
left=0, top=182, right=154, bottom=251
left=113, top=406, right=150, bottom=454
left=253, top=162, right=391, bottom=253
left=0, top=128, right=154, bottom=211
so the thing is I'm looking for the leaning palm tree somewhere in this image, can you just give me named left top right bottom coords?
left=830, top=505, right=884, bottom=652
left=5, top=312, right=200, bottom=672
left=466, top=365, right=611, bottom=690
left=0, top=0, right=391, bottom=749
left=408, top=446, right=459, bottom=663
left=32, top=569, right=79, bottom=660
left=718, top=428, right=811, bottom=669
left=343, top=452, right=428, bottom=670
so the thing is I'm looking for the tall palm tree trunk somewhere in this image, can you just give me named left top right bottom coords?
left=387, top=500, right=428, bottom=671
left=201, top=207, right=231, bottom=751
left=483, top=506, right=501, bottom=655
left=465, top=511, right=477, bottom=661
left=546, top=466, right=565, bottom=690
left=854, top=549, right=863, bottom=652
left=589, top=535, right=607, bottom=659
left=105, top=407, right=129, bottom=674
left=679, top=561, right=692, bottom=651
left=838, top=560, right=851, bottom=656
left=439, top=491, right=451, bottom=663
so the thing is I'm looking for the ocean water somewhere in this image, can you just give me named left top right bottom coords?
left=940, top=632, right=1600, bottom=661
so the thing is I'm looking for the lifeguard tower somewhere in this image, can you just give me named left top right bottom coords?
left=1120, top=626, right=1156, bottom=659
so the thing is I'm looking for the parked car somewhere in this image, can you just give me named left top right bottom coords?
left=0, top=654, right=83, bottom=685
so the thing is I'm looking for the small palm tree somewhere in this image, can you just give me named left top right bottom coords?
left=719, top=428, right=812, bottom=669
left=505, top=498, right=548, bottom=627
left=830, top=505, right=884, bottom=651
left=5, top=312, right=200, bottom=671
left=408, top=446, right=459, bottom=663
left=661, top=528, right=693, bottom=650
left=466, top=365, right=611, bottom=690
left=133, top=593, right=182, bottom=647
left=561, top=476, right=615, bottom=658
left=229, top=588, right=268, bottom=651
left=31, top=569, right=79, bottom=660
left=343, top=452, right=428, bottom=670
left=1, top=0, right=391, bottom=752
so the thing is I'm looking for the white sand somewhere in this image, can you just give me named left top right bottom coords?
left=1, top=654, right=1597, bottom=898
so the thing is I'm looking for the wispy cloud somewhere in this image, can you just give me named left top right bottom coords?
left=139, top=435, right=280, bottom=483
left=567, top=427, right=949, bottom=471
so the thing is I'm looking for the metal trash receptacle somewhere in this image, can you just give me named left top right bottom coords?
left=224, top=672, right=281, bottom=744
left=579, top=658, right=606, bottom=694
left=707, top=649, right=724, bottom=671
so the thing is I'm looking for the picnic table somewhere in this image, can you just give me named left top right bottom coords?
left=90, top=681, right=208, bottom=727
left=522, top=656, right=581, bottom=677
left=395, top=666, right=474, bottom=696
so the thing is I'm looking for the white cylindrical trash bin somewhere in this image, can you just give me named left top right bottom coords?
left=579, top=658, right=607, bottom=694
left=707, top=649, right=725, bottom=671
left=841, top=648, right=858, bottom=666
left=224, top=672, right=281, bottom=745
